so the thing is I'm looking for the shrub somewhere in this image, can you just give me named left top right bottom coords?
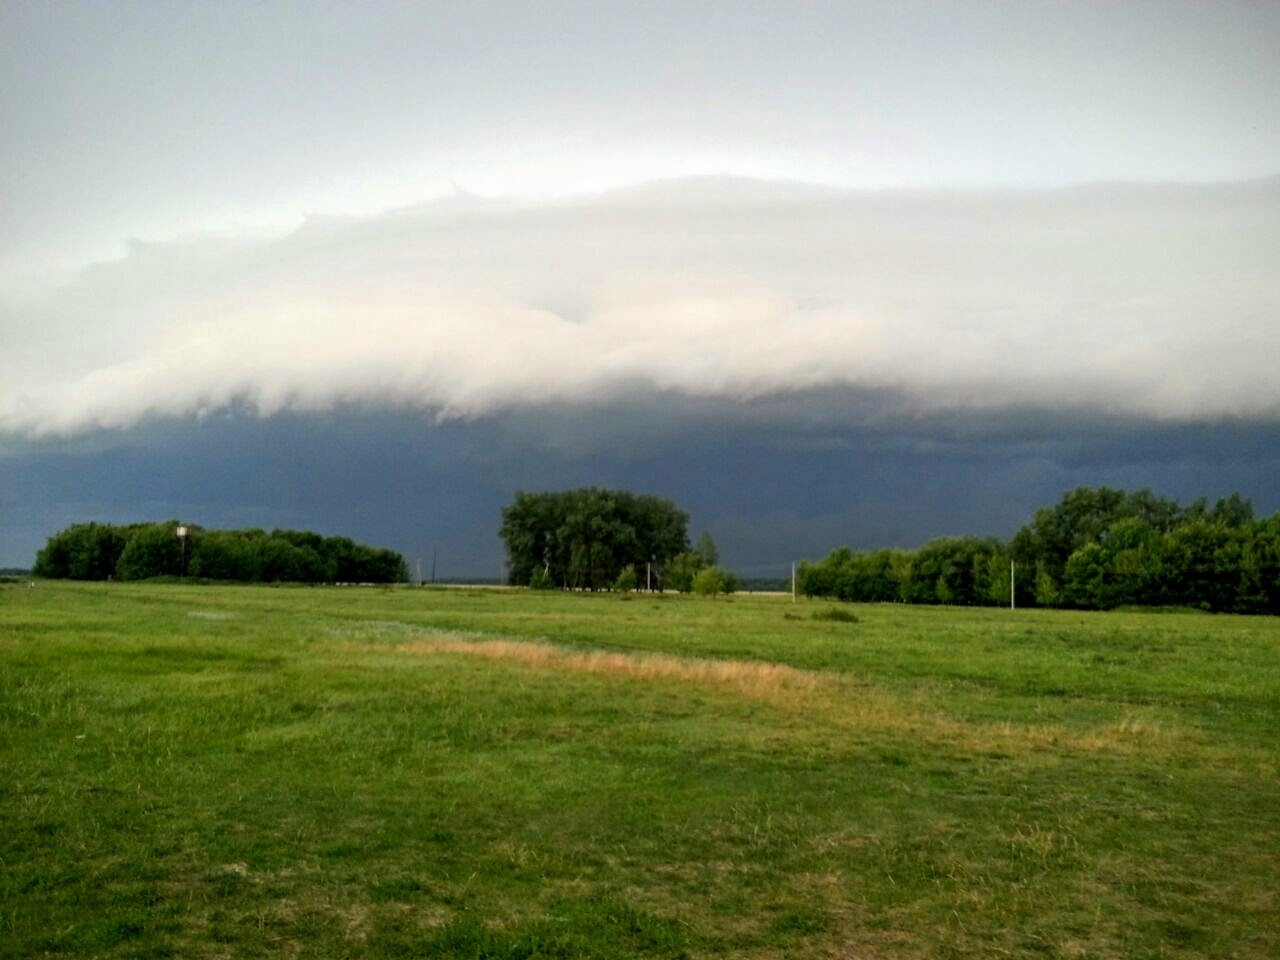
left=812, top=607, right=859, bottom=623
left=692, top=565, right=738, bottom=598
left=614, top=565, right=638, bottom=593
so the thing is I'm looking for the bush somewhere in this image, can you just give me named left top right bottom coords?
left=812, top=607, right=859, bottom=623
left=692, top=565, right=737, bottom=598
left=613, top=565, right=638, bottom=593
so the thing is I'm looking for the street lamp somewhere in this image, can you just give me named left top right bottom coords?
left=176, top=525, right=189, bottom=577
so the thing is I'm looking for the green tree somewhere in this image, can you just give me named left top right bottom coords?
left=843, top=550, right=897, bottom=601
left=984, top=552, right=1012, bottom=606
left=1034, top=561, right=1060, bottom=607
left=695, top=531, right=719, bottom=568
left=190, top=530, right=255, bottom=580
left=1102, top=517, right=1161, bottom=607
left=115, top=523, right=183, bottom=580
left=911, top=537, right=1000, bottom=605
left=34, top=521, right=405, bottom=584
left=1010, top=486, right=1181, bottom=588
left=33, top=522, right=130, bottom=580
left=797, top=547, right=853, bottom=600
left=1156, top=520, right=1234, bottom=610
left=888, top=550, right=913, bottom=602
left=720, top=569, right=740, bottom=595
left=1245, top=515, right=1280, bottom=613
left=692, top=565, right=735, bottom=598
left=1062, top=542, right=1108, bottom=609
left=1209, top=493, right=1255, bottom=528
left=665, top=551, right=702, bottom=593
left=500, top=488, right=690, bottom=590
left=776, top=487, right=1272, bottom=612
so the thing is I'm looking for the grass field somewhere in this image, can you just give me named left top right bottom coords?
left=2, top=581, right=1278, bottom=958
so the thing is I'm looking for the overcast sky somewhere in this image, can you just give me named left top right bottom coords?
left=2, top=1, right=1278, bottom=571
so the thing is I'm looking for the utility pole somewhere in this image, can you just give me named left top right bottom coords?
left=792, top=562, right=796, bottom=603
left=416, top=557, right=423, bottom=586
left=646, top=560, right=652, bottom=592
left=430, top=548, right=437, bottom=584
left=1010, top=559, right=1016, bottom=611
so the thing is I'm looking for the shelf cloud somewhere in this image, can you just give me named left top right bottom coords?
left=4, top=176, right=1278, bottom=439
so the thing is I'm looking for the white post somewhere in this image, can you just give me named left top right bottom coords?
left=1010, top=559, right=1015, bottom=611
left=646, top=561, right=652, bottom=592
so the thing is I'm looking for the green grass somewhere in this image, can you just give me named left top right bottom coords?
left=2, top=581, right=1278, bottom=958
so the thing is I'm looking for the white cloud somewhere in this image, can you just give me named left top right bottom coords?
left=3, top=177, right=1278, bottom=439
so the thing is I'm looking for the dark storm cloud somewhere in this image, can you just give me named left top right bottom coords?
left=5, top=400, right=1278, bottom=573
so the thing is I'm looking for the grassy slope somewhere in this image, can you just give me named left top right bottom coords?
left=1, top=581, right=1277, bottom=958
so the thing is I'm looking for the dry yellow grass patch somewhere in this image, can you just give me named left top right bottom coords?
left=399, top=634, right=828, bottom=707
left=395, top=634, right=1212, bottom=762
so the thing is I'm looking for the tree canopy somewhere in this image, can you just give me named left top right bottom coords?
left=500, top=488, right=690, bottom=590
left=799, top=487, right=1279, bottom=614
left=34, top=522, right=407, bottom=584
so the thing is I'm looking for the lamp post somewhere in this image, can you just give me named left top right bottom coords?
left=176, top=525, right=188, bottom=578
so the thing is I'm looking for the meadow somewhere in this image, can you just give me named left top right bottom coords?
left=2, top=581, right=1277, bottom=959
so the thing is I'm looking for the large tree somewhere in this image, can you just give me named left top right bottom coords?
left=500, top=488, right=689, bottom=590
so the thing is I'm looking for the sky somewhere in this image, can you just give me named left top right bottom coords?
left=2, top=1, right=1278, bottom=574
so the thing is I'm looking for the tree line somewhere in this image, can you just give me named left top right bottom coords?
left=500, top=488, right=738, bottom=593
left=798, top=487, right=1280, bottom=613
left=33, top=522, right=408, bottom=584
